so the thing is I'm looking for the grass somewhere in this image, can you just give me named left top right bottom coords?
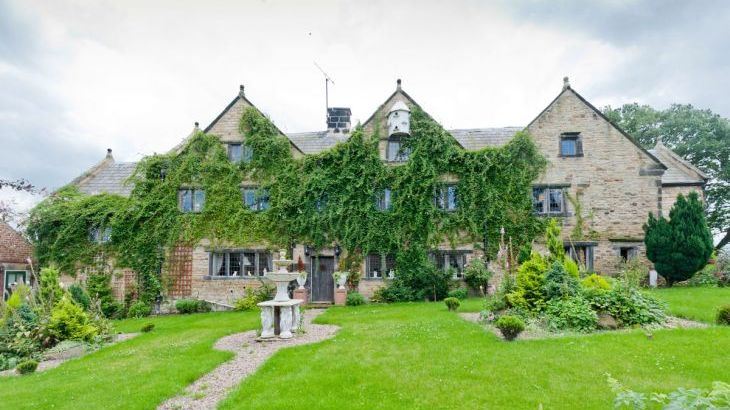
left=648, top=286, right=730, bottom=323
left=220, top=291, right=730, bottom=410
left=1, top=288, right=727, bottom=409
left=0, top=311, right=258, bottom=410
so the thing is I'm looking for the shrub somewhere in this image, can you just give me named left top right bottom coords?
left=233, top=283, right=274, bottom=311
left=68, top=283, right=91, bottom=310
left=448, top=288, right=468, bottom=300
left=444, top=297, right=460, bottom=311
left=543, top=261, right=580, bottom=300
left=495, top=315, right=525, bottom=341
left=175, top=299, right=208, bottom=314
left=644, top=192, right=713, bottom=286
left=346, top=292, right=366, bottom=306
left=0, top=354, right=19, bottom=372
left=141, top=323, right=155, bottom=333
left=563, top=256, right=580, bottom=279
left=382, top=247, right=453, bottom=302
left=15, top=359, right=38, bottom=375
left=48, top=296, right=98, bottom=342
left=463, top=258, right=493, bottom=291
left=507, top=252, right=547, bottom=311
left=127, top=301, right=151, bottom=318
left=687, top=264, right=719, bottom=286
left=581, top=273, right=610, bottom=291
left=587, top=283, right=666, bottom=326
left=608, top=375, right=730, bottom=410
left=86, top=272, right=118, bottom=318
left=39, top=267, right=64, bottom=307
left=545, top=296, right=597, bottom=332
left=717, top=305, right=730, bottom=325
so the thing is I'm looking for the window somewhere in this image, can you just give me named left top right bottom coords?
left=435, top=184, right=458, bottom=211
left=89, top=226, right=112, bottom=243
left=179, top=189, right=205, bottom=213
left=242, top=187, right=270, bottom=211
left=375, top=188, right=393, bottom=211
left=3, top=270, right=27, bottom=301
left=365, top=253, right=396, bottom=278
left=565, top=243, right=594, bottom=271
left=559, top=133, right=583, bottom=157
left=209, top=250, right=271, bottom=277
left=532, top=186, right=565, bottom=215
left=432, top=250, right=471, bottom=278
left=228, top=143, right=253, bottom=163
left=386, top=136, right=410, bottom=162
left=619, top=246, right=637, bottom=262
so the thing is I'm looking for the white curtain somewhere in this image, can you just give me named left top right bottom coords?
left=212, top=253, right=224, bottom=276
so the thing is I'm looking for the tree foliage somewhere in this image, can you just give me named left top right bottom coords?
left=604, top=103, right=730, bottom=249
left=27, top=106, right=547, bottom=302
left=644, top=192, right=714, bottom=286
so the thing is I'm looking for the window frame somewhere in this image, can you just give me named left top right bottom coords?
left=179, top=188, right=205, bottom=213
left=3, top=270, right=28, bottom=301
left=365, top=252, right=396, bottom=279
left=564, top=243, right=595, bottom=272
left=227, top=142, right=254, bottom=163
left=208, top=250, right=272, bottom=278
left=386, top=136, right=410, bottom=162
left=375, top=188, right=393, bottom=211
left=241, top=186, right=270, bottom=211
left=435, top=184, right=458, bottom=212
left=532, top=185, right=566, bottom=216
left=559, top=132, right=583, bottom=157
left=431, top=250, right=471, bottom=278
left=88, top=226, right=112, bottom=244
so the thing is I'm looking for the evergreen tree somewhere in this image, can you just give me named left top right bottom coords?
left=644, top=192, right=713, bottom=286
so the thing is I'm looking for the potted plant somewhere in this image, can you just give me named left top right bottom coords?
left=333, top=271, right=349, bottom=289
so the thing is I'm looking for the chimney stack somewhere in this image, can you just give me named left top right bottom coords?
left=327, top=107, right=351, bottom=133
left=563, top=76, right=570, bottom=90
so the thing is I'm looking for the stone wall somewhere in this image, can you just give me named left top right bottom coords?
left=662, top=185, right=704, bottom=216
left=527, top=88, right=665, bottom=274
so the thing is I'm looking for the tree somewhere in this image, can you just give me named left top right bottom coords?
left=643, top=192, right=714, bottom=286
left=604, top=103, right=730, bottom=250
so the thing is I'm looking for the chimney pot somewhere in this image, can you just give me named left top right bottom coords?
left=107, top=148, right=112, bottom=154
left=397, top=78, right=402, bottom=89
left=239, top=84, right=245, bottom=97
left=194, top=121, right=199, bottom=128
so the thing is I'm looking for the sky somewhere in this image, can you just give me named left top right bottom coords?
left=1, top=0, right=730, bottom=212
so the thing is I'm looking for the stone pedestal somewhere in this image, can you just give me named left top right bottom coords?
left=293, top=288, right=308, bottom=303
left=258, top=299, right=303, bottom=340
left=334, top=288, right=347, bottom=306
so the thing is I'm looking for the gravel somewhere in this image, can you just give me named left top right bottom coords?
left=158, top=308, right=339, bottom=410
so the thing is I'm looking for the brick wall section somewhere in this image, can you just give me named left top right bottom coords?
left=188, top=245, right=263, bottom=306
left=0, top=221, right=33, bottom=264
left=527, top=89, right=665, bottom=273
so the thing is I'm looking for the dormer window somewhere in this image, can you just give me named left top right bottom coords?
left=228, top=143, right=253, bottom=163
left=559, top=133, right=583, bottom=157
left=89, top=226, right=112, bottom=243
left=387, top=136, right=410, bottom=162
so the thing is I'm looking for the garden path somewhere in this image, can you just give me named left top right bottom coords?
left=158, top=308, right=339, bottom=410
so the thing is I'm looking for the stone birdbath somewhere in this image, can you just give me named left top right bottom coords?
left=258, top=249, right=303, bottom=340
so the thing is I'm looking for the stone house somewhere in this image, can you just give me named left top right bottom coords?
left=68, top=78, right=705, bottom=304
left=0, top=220, right=34, bottom=301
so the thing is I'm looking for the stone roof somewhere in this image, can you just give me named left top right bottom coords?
left=287, top=131, right=351, bottom=154
left=77, top=162, right=137, bottom=197
left=449, top=127, right=523, bottom=150
left=648, top=143, right=708, bottom=186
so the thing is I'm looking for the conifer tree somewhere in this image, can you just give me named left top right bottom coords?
left=644, top=192, right=713, bottom=286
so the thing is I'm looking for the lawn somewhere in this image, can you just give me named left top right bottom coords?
left=0, top=311, right=258, bottom=410
left=221, top=293, right=730, bottom=409
left=1, top=288, right=727, bottom=409
left=648, top=286, right=730, bottom=323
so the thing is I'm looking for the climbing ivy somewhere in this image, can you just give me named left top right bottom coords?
left=27, top=106, right=547, bottom=304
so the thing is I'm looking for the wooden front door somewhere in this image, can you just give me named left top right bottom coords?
left=311, top=256, right=335, bottom=302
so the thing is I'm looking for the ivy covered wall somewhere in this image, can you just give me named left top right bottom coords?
left=28, top=106, right=547, bottom=301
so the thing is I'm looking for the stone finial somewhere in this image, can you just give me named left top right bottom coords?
left=106, top=148, right=113, bottom=158
left=396, top=78, right=402, bottom=90
left=563, top=76, right=570, bottom=90
left=239, top=84, right=245, bottom=98
left=194, top=121, right=199, bottom=129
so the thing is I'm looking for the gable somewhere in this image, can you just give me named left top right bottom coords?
left=528, top=87, right=666, bottom=171
left=0, top=221, right=33, bottom=263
